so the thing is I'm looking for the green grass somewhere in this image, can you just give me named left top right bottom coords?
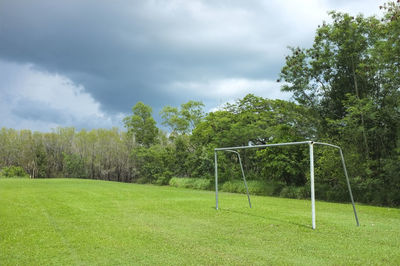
left=1, top=178, right=399, bottom=265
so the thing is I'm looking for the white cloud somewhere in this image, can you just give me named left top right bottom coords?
left=323, top=0, right=385, bottom=17
left=0, top=60, right=125, bottom=131
left=169, top=77, right=292, bottom=110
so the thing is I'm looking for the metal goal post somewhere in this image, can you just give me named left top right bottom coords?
left=214, top=141, right=359, bottom=229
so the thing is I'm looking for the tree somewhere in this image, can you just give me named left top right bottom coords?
left=123, top=102, right=159, bottom=147
left=0, top=166, right=29, bottom=178
left=63, top=152, right=86, bottom=178
left=192, top=94, right=315, bottom=184
left=130, top=145, right=170, bottom=184
left=160, top=100, right=204, bottom=135
left=279, top=2, right=400, bottom=205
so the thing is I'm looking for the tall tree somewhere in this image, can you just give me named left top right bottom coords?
left=160, top=100, right=205, bottom=135
left=123, top=102, right=159, bottom=147
left=191, top=94, right=315, bottom=184
left=279, top=2, right=400, bottom=205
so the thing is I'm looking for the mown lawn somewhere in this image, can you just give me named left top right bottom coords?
left=1, top=178, right=399, bottom=265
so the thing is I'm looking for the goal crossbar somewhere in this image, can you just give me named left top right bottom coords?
left=214, top=141, right=359, bottom=229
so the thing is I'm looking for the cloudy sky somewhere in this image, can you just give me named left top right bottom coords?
left=0, top=0, right=384, bottom=131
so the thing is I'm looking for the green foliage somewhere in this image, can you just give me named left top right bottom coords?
left=0, top=127, right=136, bottom=182
left=192, top=94, right=315, bottom=187
left=382, top=155, right=400, bottom=206
left=221, top=180, right=284, bottom=196
left=172, top=134, right=191, bottom=177
left=279, top=186, right=309, bottom=199
left=131, top=145, right=170, bottom=184
left=255, top=145, right=309, bottom=186
left=193, top=95, right=316, bottom=148
left=160, top=100, right=204, bottom=134
left=123, top=102, right=159, bottom=147
left=279, top=3, right=400, bottom=206
left=191, top=146, right=214, bottom=179
left=154, top=171, right=173, bottom=186
left=33, top=142, right=48, bottom=178
left=0, top=166, right=29, bottom=178
left=63, top=153, right=87, bottom=178
left=169, top=177, right=211, bottom=190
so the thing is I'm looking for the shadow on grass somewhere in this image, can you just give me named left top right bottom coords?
left=212, top=207, right=311, bottom=229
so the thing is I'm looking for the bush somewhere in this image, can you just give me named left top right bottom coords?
left=63, top=153, right=86, bottom=178
left=294, top=186, right=309, bottom=199
left=0, top=166, right=29, bottom=178
left=279, top=186, right=296, bottom=198
left=169, top=177, right=212, bottom=190
left=136, top=177, right=149, bottom=184
left=279, top=186, right=309, bottom=199
left=154, top=171, right=173, bottom=186
left=131, top=145, right=169, bottom=184
left=221, top=180, right=285, bottom=196
left=192, top=179, right=212, bottom=190
left=221, top=180, right=242, bottom=193
left=168, top=177, right=308, bottom=200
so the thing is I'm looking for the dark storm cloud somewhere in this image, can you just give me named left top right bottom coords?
left=0, top=0, right=287, bottom=115
left=0, top=0, right=382, bottom=131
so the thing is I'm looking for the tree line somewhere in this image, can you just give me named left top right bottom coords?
left=1, top=2, right=399, bottom=206
left=0, top=127, right=135, bottom=182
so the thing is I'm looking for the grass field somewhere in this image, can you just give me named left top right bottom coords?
left=1, top=178, right=399, bottom=265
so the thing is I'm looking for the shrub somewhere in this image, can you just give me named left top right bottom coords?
left=192, top=179, right=212, bottom=190
left=294, top=186, right=309, bottom=199
left=0, top=166, right=29, bottom=178
left=279, top=186, right=309, bottom=199
left=169, top=177, right=211, bottom=190
left=136, top=177, right=149, bottom=184
left=221, top=180, right=285, bottom=196
left=155, top=171, right=173, bottom=186
left=279, top=186, right=296, bottom=198
left=63, top=153, right=87, bottom=178
left=221, top=180, right=239, bottom=193
left=131, top=145, right=169, bottom=184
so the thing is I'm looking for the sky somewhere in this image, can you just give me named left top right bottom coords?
left=0, top=0, right=385, bottom=131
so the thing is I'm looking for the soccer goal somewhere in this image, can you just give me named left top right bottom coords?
left=214, top=141, right=359, bottom=229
